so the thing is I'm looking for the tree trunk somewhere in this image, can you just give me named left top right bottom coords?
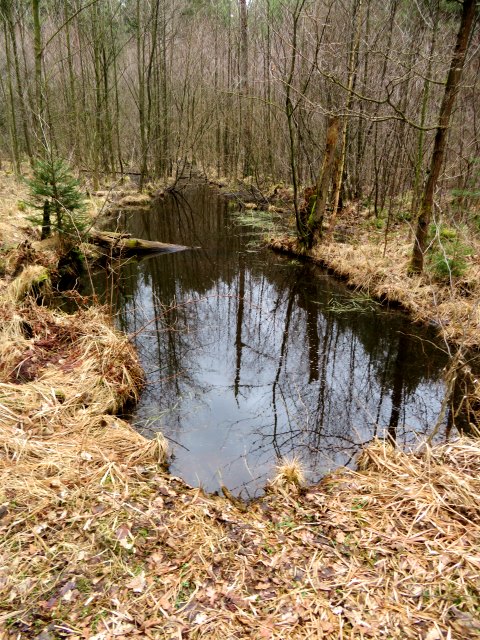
left=3, top=20, right=20, bottom=174
left=239, top=0, right=252, bottom=177
left=8, top=10, right=33, bottom=162
left=64, top=0, right=78, bottom=166
left=41, top=200, right=51, bottom=239
left=285, top=0, right=307, bottom=241
left=306, top=115, right=339, bottom=245
left=328, top=0, right=363, bottom=238
left=411, top=14, right=439, bottom=219
left=31, top=0, right=43, bottom=139
left=410, top=0, right=477, bottom=274
left=159, top=0, right=169, bottom=177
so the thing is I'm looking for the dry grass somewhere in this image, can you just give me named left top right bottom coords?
left=2, top=405, right=480, bottom=638
left=0, top=169, right=32, bottom=250
left=0, top=278, right=171, bottom=638
left=268, top=457, right=306, bottom=491
left=3, top=264, right=51, bottom=302
left=268, top=229, right=480, bottom=349
left=117, top=193, right=152, bottom=208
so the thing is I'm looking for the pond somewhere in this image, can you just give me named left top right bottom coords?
left=92, top=182, right=451, bottom=497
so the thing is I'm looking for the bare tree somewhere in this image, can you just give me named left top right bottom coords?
left=410, top=0, right=477, bottom=273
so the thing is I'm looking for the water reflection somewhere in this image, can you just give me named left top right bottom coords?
left=95, top=183, right=450, bottom=496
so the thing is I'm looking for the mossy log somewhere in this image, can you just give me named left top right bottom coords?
left=88, top=230, right=191, bottom=256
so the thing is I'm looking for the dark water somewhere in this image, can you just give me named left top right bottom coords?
left=94, top=183, right=450, bottom=496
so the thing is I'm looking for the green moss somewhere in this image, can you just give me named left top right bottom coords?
left=76, top=577, right=91, bottom=593
left=54, top=390, right=66, bottom=403
left=126, top=238, right=140, bottom=248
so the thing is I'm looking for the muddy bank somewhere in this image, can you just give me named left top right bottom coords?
left=268, top=234, right=480, bottom=350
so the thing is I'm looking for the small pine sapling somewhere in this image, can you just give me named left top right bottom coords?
left=26, top=157, right=88, bottom=242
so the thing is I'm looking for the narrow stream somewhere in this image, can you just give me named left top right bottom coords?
left=92, top=182, right=450, bottom=496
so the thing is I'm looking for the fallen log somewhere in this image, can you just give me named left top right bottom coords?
left=88, top=229, right=191, bottom=256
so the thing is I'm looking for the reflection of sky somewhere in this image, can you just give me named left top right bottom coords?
left=120, top=267, right=447, bottom=497
left=108, top=190, right=449, bottom=497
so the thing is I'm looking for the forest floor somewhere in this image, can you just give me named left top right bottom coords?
left=1, top=169, right=480, bottom=639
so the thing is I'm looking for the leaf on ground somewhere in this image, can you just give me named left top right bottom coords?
left=116, top=524, right=135, bottom=549
left=336, top=530, right=346, bottom=543
left=126, top=571, right=146, bottom=593
left=193, top=612, right=208, bottom=625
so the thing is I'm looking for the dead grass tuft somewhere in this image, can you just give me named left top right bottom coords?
left=3, top=264, right=51, bottom=302
left=269, top=456, right=306, bottom=491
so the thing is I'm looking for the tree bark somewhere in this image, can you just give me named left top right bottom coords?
left=239, top=0, right=252, bottom=177
left=306, top=115, right=339, bottom=245
left=410, top=0, right=477, bottom=274
left=3, top=20, right=20, bottom=174
left=411, top=12, right=439, bottom=218
left=7, top=6, right=33, bottom=162
left=31, top=0, right=43, bottom=136
left=285, top=0, right=307, bottom=241
left=328, top=0, right=363, bottom=238
left=41, top=200, right=51, bottom=239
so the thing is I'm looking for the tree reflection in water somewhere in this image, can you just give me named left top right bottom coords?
left=91, top=183, right=450, bottom=496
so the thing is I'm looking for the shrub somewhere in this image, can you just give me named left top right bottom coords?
left=427, top=238, right=472, bottom=281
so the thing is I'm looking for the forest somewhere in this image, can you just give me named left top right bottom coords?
left=1, top=0, right=478, bottom=216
